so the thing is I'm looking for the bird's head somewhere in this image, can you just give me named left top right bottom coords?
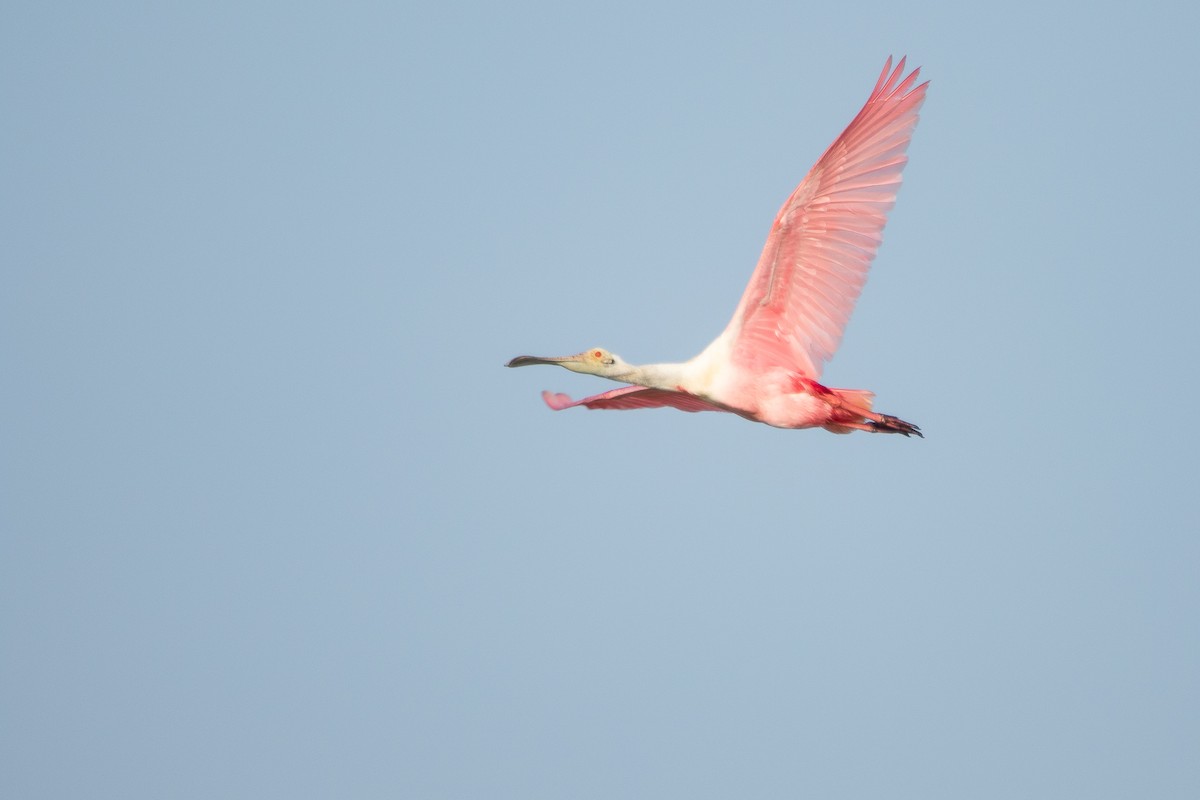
left=505, top=347, right=628, bottom=377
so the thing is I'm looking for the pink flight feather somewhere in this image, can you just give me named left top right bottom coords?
left=723, top=56, right=928, bottom=380
left=542, top=387, right=729, bottom=413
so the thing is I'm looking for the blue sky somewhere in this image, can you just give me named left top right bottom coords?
left=3, top=2, right=1198, bottom=798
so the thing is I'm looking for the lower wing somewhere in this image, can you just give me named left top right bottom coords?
left=542, top=386, right=730, bottom=413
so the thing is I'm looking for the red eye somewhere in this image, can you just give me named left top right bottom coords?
left=593, top=350, right=602, bottom=358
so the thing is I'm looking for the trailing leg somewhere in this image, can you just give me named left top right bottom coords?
left=821, top=385, right=923, bottom=437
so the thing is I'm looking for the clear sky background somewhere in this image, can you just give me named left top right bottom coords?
left=3, top=2, right=1198, bottom=798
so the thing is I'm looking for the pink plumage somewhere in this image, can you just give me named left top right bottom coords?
left=726, top=57, right=927, bottom=381
left=542, top=387, right=729, bottom=413
left=507, top=58, right=927, bottom=437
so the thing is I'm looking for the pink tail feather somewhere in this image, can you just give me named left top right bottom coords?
left=823, top=387, right=922, bottom=437
left=823, top=388, right=875, bottom=434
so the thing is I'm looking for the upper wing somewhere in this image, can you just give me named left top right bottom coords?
left=542, top=386, right=730, bottom=413
left=721, top=57, right=928, bottom=380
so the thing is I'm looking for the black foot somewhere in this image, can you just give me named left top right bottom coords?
left=872, top=415, right=924, bottom=438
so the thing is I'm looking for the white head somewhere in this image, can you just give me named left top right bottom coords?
left=505, top=347, right=630, bottom=378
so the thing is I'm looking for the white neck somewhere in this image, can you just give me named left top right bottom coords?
left=613, top=361, right=688, bottom=392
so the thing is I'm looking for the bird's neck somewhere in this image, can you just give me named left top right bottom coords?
left=616, top=361, right=688, bottom=392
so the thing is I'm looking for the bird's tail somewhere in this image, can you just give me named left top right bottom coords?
left=823, top=388, right=875, bottom=434
left=823, top=387, right=922, bottom=437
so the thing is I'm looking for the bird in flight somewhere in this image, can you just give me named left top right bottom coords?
left=507, top=57, right=927, bottom=437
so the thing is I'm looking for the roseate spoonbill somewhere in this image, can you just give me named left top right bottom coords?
left=507, top=57, right=927, bottom=437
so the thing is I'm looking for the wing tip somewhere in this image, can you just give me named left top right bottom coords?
left=541, top=390, right=574, bottom=410
left=875, top=55, right=928, bottom=102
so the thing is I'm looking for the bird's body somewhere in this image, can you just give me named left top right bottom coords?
left=508, top=58, right=928, bottom=437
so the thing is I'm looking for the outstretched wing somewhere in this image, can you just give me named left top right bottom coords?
left=542, top=386, right=729, bottom=413
left=721, top=57, right=928, bottom=380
